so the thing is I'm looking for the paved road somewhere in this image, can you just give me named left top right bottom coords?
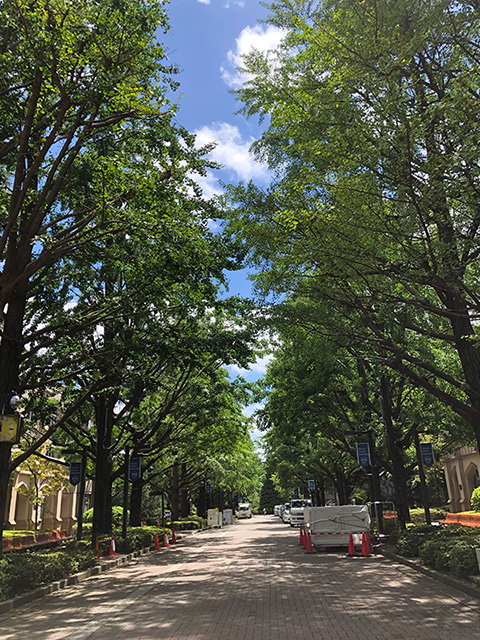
left=1, top=516, right=480, bottom=639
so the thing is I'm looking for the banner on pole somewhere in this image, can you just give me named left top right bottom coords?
left=356, top=443, right=371, bottom=468
left=420, top=443, right=435, bottom=467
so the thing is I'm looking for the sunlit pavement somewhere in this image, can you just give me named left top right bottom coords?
left=1, top=516, right=480, bottom=639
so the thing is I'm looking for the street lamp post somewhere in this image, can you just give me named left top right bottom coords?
left=347, top=429, right=384, bottom=535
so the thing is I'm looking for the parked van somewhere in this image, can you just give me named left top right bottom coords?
left=289, top=498, right=312, bottom=527
left=235, top=503, right=252, bottom=519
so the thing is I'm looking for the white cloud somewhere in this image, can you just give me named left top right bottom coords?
left=195, top=122, right=269, bottom=182
left=242, top=402, right=263, bottom=418
left=198, top=0, right=210, bottom=4
left=221, top=24, right=287, bottom=89
left=194, top=170, right=223, bottom=200
left=228, top=352, right=274, bottom=378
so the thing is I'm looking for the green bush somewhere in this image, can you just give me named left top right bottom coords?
left=419, top=539, right=452, bottom=573
left=83, top=506, right=125, bottom=527
left=170, top=516, right=206, bottom=531
left=449, top=540, right=479, bottom=578
left=116, top=526, right=163, bottom=553
left=396, top=522, right=480, bottom=580
left=409, top=507, right=448, bottom=523
left=470, top=487, right=480, bottom=512
left=0, top=540, right=98, bottom=601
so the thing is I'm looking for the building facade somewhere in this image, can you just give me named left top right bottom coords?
left=4, top=468, right=91, bottom=534
left=443, top=446, right=480, bottom=512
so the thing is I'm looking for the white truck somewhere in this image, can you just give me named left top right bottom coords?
left=304, top=505, right=370, bottom=548
left=289, top=498, right=312, bottom=527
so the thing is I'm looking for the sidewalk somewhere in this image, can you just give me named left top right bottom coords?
left=1, top=518, right=480, bottom=639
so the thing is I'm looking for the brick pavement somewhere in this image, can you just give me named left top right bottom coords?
left=1, top=516, right=480, bottom=639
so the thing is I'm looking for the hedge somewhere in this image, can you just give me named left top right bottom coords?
left=396, top=524, right=480, bottom=579
left=0, top=540, right=97, bottom=602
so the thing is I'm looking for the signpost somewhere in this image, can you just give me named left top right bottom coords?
left=414, top=433, right=432, bottom=525
left=308, top=479, right=315, bottom=492
left=356, top=443, right=371, bottom=468
left=129, top=457, right=141, bottom=482
left=69, top=462, right=82, bottom=486
left=420, top=443, right=435, bottom=467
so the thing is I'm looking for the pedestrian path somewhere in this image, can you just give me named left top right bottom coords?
left=1, top=517, right=480, bottom=639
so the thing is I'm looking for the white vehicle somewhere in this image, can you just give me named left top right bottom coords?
left=282, top=503, right=291, bottom=523
left=289, top=498, right=312, bottom=527
left=304, top=505, right=370, bottom=548
left=274, top=504, right=283, bottom=517
left=235, top=503, right=252, bottom=519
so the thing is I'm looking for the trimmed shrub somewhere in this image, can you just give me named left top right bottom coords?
left=0, top=540, right=98, bottom=601
left=470, top=487, right=480, bottom=512
left=83, top=506, right=125, bottom=527
left=419, top=539, right=452, bottom=573
left=116, top=526, right=161, bottom=553
left=409, top=507, right=448, bottom=523
left=448, top=540, right=479, bottom=579
left=170, top=516, right=206, bottom=531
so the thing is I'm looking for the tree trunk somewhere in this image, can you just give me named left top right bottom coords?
left=0, top=284, right=28, bottom=553
left=92, top=397, right=114, bottom=537
left=196, top=484, right=206, bottom=518
left=180, top=463, right=189, bottom=517
left=171, top=463, right=179, bottom=521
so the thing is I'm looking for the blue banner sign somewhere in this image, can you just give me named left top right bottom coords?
left=308, top=479, right=315, bottom=492
left=420, top=443, right=435, bottom=467
left=69, top=462, right=82, bottom=486
left=356, top=443, right=371, bottom=468
left=129, top=457, right=141, bottom=482
left=205, top=482, right=211, bottom=496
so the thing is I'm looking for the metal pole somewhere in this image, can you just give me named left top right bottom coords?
left=122, top=446, right=130, bottom=538
left=161, top=491, right=165, bottom=530
left=414, top=431, right=431, bottom=525
left=366, top=429, right=384, bottom=536
left=76, top=448, right=87, bottom=541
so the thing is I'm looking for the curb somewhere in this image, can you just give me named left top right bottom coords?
left=377, top=545, right=480, bottom=601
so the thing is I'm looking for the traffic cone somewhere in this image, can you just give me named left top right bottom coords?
left=299, top=526, right=304, bottom=546
left=163, top=531, right=170, bottom=547
left=154, top=532, right=161, bottom=550
left=302, top=527, right=308, bottom=549
left=347, top=532, right=356, bottom=557
left=305, top=531, right=314, bottom=554
left=367, top=531, right=373, bottom=554
left=171, top=527, right=177, bottom=544
left=361, top=532, right=370, bottom=557
left=108, top=535, right=117, bottom=557
left=95, top=539, right=101, bottom=562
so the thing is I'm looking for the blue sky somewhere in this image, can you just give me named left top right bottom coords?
left=162, top=0, right=285, bottom=418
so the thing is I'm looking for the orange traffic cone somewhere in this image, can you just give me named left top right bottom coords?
left=163, top=531, right=170, bottom=547
left=108, top=535, right=117, bottom=558
left=347, top=532, right=356, bottom=557
left=361, top=532, right=370, bottom=557
left=367, top=531, right=373, bottom=554
left=302, top=527, right=308, bottom=549
left=95, top=539, right=101, bottom=562
left=154, top=532, right=161, bottom=550
left=305, top=531, right=314, bottom=554
left=299, top=526, right=304, bottom=546
left=171, top=527, right=177, bottom=544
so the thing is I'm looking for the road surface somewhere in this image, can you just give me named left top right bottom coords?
left=0, top=515, right=479, bottom=639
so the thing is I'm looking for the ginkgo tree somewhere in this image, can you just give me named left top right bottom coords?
left=226, top=0, right=480, bottom=451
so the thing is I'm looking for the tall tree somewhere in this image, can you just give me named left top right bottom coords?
left=226, top=0, right=480, bottom=450
left=0, top=0, right=235, bottom=545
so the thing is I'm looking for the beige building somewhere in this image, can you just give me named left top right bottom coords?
left=443, top=446, right=480, bottom=512
left=5, top=468, right=91, bottom=534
